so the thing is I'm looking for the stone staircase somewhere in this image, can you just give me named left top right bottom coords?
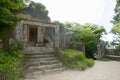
left=23, top=47, right=65, bottom=76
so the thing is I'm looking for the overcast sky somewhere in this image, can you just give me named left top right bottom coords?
left=33, top=0, right=116, bottom=41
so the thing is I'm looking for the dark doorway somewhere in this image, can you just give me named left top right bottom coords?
left=29, top=27, right=37, bottom=42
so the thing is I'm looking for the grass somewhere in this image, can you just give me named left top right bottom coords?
left=98, top=57, right=111, bottom=61
left=62, top=49, right=94, bottom=70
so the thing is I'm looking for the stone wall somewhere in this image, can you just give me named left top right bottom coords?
left=59, top=27, right=85, bottom=53
left=106, top=49, right=120, bottom=56
left=59, top=27, right=66, bottom=49
left=71, top=42, right=85, bottom=53
left=97, top=41, right=106, bottom=58
left=97, top=42, right=120, bottom=58
left=45, top=27, right=55, bottom=47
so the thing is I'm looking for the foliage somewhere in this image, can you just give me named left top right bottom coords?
left=0, top=0, right=25, bottom=46
left=113, top=0, right=120, bottom=24
left=53, top=22, right=105, bottom=58
left=116, top=44, right=120, bottom=49
left=0, top=45, right=23, bottom=80
left=18, top=1, right=50, bottom=21
left=73, top=23, right=105, bottom=58
left=53, top=21, right=65, bottom=28
left=111, top=23, right=120, bottom=44
left=29, top=1, right=49, bottom=16
left=0, top=0, right=25, bottom=10
left=0, top=0, right=25, bottom=28
left=112, top=0, right=120, bottom=47
left=16, top=13, right=33, bottom=19
left=112, top=23, right=120, bottom=35
left=64, top=22, right=81, bottom=28
left=63, top=49, right=94, bottom=70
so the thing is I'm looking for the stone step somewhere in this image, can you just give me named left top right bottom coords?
left=28, top=63, right=63, bottom=71
left=23, top=47, right=65, bottom=76
left=25, top=63, right=64, bottom=75
left=25, top=57, right=58, bottom=62
left=24, top=51, right=54, bottom=54
left=25, top=54, right=54, bottom=58
left=24, top=47, right=54, bottom=53
left=23, top=59, right=61, bottom=69
left=44, top=67, right=64, bottom=73
left=25, top=47, right=53, bottom=50
left=24, top=60, right=61, bottom=68
left=25, top=70, right=43, bottom=77
left=30, top=60, right=59, bottom=64
left=26, top=67, right=64, bottom=77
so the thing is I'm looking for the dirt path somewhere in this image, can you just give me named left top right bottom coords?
left=25, top=61, right=120, bottom=80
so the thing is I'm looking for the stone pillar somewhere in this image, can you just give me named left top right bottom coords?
left=54, top=26, right=60, bottom=49
left=23, top=25, right=28, bottom=44
left=81, top=43, right=85, bottom=54
left=101, top=42, right=106, bottom=57
left=97, top=44, right=102, bottom=58
left=37, top=27, right=44, bottom=43
left=97, top=42, right=106, bottom=58
left=15, top=23, right=23, bottom=42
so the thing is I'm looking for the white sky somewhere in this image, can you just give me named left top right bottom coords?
left=33, top=0, right=116, bottom=41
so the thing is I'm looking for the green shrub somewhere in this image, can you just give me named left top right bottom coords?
left=72, top=61, right=87, bottom=70
left=63, top=49, right=94, bottom=70
left=116, top=44, right=120, bottom=49
left=76, top=53, right=86, bottom=60
left=84, top=59, right=94, bottom=67
left=0, top=45, right=23, bottom=80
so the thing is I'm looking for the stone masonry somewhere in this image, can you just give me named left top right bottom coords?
left=15, top=19, right=59, bottom=49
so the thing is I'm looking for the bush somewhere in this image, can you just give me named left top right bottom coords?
left=84, top=59, right=94, bottom=67
left=0, top=45, right=23, bottom=80
left=63, top=49, right=94, bottom=70
left=116, top=44, right=120, bottom=49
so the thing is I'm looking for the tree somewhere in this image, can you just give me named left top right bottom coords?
left=53, top=21, right=65, bottom=28
left=29, top=1, right=49, bottom=16
left=18, top=1, right=50, bottom=21
left=112, top=23, right=120, bottom=35
left=113, top=0, right=120, bottom=24
left=111, top=0, right=120, bottom=49
left=0, top=0, right=25, bottom=46
left=111, top=23, right=120, bottom=44
left=73, top=23, right=105, bottom=58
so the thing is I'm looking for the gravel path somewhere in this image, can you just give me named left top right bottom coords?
left=25, top=61, right=120, bottom=80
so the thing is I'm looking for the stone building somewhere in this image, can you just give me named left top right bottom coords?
left=14, top=19, right=66, bottom=75
left=15, top=19, right=60, bottom=49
